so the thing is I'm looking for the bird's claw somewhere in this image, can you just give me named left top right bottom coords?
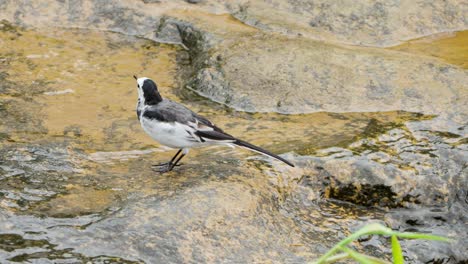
left=152, top=164, right=172, bottom=173
left=151, top=162, right=181, bottom=167
left=151, top=162, right=170, bottom=167
left=151, top=163, right=182, bottom=173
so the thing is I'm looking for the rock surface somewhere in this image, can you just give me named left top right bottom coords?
left=181, top=27, right=467, bottom=118
left=3, top=0, right=466, bottom=47
left=0, top=1, right=467, bottom=263
left=2, top=0, right=467, bottom=120
left=227, top=0, right=468, bottom=46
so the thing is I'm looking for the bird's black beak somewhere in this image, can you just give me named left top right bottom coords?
left=133, top=75, right=138, bottom=80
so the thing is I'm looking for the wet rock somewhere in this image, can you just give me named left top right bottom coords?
left=277, top=126, right=467, bottom=208
left=262, top=123, right=468, bottom=261
left=178, top=26, right=467, bottom=121
left=0, top=143, right=84, bottom=212
left=389, top=31, right=468, bottom=69
left=0, top=0, right=226, bottom=44
left=2, top=0, right=466, bottom=48
left=53, top=181, right=315, bottom=263
left=0, top=161, right=316, bottom=263
left=385, top=192, right=468, bottom=262
left=97, top=10, right=467, bottom=124
left=0, top=230, right=140, bottom=263
left=153, top=16, right=184, bottom=44
left=0, top=1, right=162, bottom=38
left=229, top=0, right=468, bottom=46
left=2, top=1, right=466, bottom=121
left=0, top=2, right=466, bottom=263
left=0, top=160, right=400, bottom=263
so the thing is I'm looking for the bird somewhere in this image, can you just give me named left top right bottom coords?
left=134, top=75, right=294, bottom=173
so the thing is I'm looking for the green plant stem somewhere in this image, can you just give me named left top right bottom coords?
left=318, top=253, right=349, bottom=263
left=313, top=223, right=449, bottom=264
left=393, top=232, right=450, bottom=241
left=340, top=247, right=391, bottom=264
left=391, top=235, right=404, bottom=264
left=314, top=223, right=389, bottom=263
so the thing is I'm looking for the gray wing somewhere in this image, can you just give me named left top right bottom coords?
left=142, top=99, right=236, bottom=142
left=142, top=99, right=195, bottom=123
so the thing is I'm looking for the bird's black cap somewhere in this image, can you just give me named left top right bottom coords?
left=141, top=78, right=163, bottom=105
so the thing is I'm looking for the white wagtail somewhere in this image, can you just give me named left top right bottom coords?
left=134, top=75, right=294, bottom=173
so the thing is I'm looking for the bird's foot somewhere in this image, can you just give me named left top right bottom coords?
left=151, top=162, right=182, bottom=167
left=151, top=163, right=180, bottom=173
left=154, top=164, right=170, bottom=173
left=152, top=162, right=169, bottom=167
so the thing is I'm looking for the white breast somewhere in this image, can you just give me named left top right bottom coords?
left=140, top=117, right=200, bottom=149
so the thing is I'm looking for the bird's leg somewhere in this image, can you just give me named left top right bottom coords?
left=168, top=151, right=186, bottom=171
left=156, top=149, right=189, bottom=173
left=152, top=149, right=182, bottom=167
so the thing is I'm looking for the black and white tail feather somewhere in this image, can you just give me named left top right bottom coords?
left=134, top=75, right=294, bottom=173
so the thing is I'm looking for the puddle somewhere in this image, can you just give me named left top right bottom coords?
left=0, top=23, right=179, bottom=150
left=389, top=30, right=468, bottom=68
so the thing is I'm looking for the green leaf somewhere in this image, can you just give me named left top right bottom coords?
left=391, top=235, right=404, bottom=264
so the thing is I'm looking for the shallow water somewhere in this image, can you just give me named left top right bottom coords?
left=0, top=24, right=420, bottom=214
left=390, top=30, right=468, bottom=69
left=0, top=20, right=466, bottom=263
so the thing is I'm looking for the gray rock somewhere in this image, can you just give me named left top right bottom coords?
left=0, top=0, right=164, bottom=40
left=2, top=1, right=466, bottom=121
left=4, top=0, right=466, bottom=48
left=229, top=0, right=468, bottom=46
left=0, top=143, right=84, bottom=212
left=385, top=197, right=468, bottom=263
left=179, top=26, right=467, bottom=123
left=260, top=122, right=468, bottom=261
left=274, top=126, right=467, bottom=208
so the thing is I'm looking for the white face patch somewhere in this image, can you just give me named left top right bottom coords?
left=136, top=77, right=149, bottom=103
left=137, top=77, right=149, bottom=89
